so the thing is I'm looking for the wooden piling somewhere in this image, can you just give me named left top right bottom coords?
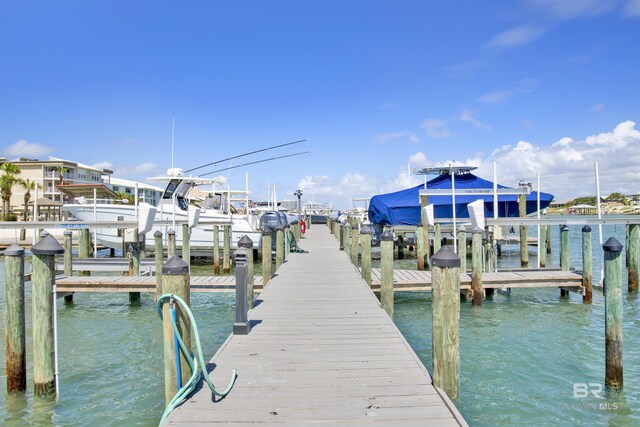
left=167, top=229, right=176, bottom=258
left=63, top=230, right=72, bottom=277
left=63, top=230, right=74, bottom=302
left=420, top=193, right=429, bottom=263
left=434, top=223, right=442, bottom=254
left=351, top=224, right=359, bottom=266
left=339, top=223, right=345, bottom=251
left=546, top=224, right=552, bottom=254
left=471, top=228, right=483, bottom=306
left=284, top=226, right=291, bottom=257
left=519, top=193, right=529, bottom=267
left=78, top=228, right=91, bottom=276
left=275, top=225, right=285, bottom=270
left=397, top=235, right=404, bottom=260
left=380, top=230, right=394, bottom=317
left=129, top=230, right=141, bottom=302
left=417, top=225, right=426, bottom=270
left=4, top=245, right=26, bottom=392
left=344, top=223, right=351, bottom=259
left=213, top=225, right=220, bottom=275
left=603, top=237, right=623, bottom=390
left=431, top=246, right=461, bottom=400
left=223, top=225, right=231, bottom=274
left=360, top=224, right=372, bottom=287
left=182, top=223, right=190, bottom=269
left=31, top=234, right=64, bottom=397
left=539, top=225, right=546, bottom=268
left=154, top=231, right=163, bottom=300
left=628, top=224, right=639, bottom=293
left=238, top=236, right=254, bottom=310
left=560, top=225, right=569, bottom=297
left=261, top=229, right=272, bottom=287
left=582, top=226, right=592, bottom=304
left=161, top=256, right=192, bottom=406
left=458, top=225, right=466, bottom=273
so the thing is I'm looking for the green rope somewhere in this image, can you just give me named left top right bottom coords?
left=156, top=294, right=237, bottom=425
left=288, top=232, right=307, bottom=253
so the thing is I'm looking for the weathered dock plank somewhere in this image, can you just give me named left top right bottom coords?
left=165, top=226, right=466, bottom=426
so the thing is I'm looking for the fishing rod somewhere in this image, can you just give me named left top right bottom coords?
left=184, top=139, right=308, bottom=173
left=198, top=151, right=312, bottom=177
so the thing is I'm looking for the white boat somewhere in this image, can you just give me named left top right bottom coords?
left=63, top=171, right=262, bottom=250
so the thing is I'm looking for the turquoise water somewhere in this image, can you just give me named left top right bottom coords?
left=1, top=220, right=639, bottom=425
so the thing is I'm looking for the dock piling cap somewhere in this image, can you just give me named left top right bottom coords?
left=32, top=234, right=64, bottom=255
left=262, top=228, right=272, bottom=236
left=154, top=230, right=162, bottom=238
left=381, top=230, right=394, bottom=241
left=3, top=243, right=25, bottom=256
left=582, top=225, right=591, bottom=232
left=162, top=255, right=189, bottom=275
left=431, top=245, right=461, bottom=268
left=602, top=237, right=623, bottom=252
left=238, top=234, right=253, bottom=248
left=360, top=224, right=373, bottom=235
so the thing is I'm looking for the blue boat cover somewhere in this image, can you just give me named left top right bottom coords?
left=368, top=173, right=554, bottom=226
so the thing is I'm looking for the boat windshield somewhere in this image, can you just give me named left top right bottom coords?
left=202, top=193, right=224, bottom=211
left=162, top=179, right=194, bottom=200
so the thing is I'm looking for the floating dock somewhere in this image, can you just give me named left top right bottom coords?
left=164, top=226, right=467, bottom=426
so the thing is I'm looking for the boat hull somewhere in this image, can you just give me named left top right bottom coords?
left=63, top=203, right=262, bottom=250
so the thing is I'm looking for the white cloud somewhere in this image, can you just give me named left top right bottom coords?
left=408, top=151, right=430, bottom=168
left=371, top=131, right=409, bottom=144
left=526, top=0, right=616, bottom=20
left=477, top=78, right=538, bottom=104
left=473, top=120, right=640, bottom=201
left=421, top=119, right=451, bottom=138
left=484, top=24, right=546, bottom=50
left=2, top=139, right=54, bottom=158
left=625, top=0, right=640, bottom=17
left=92, top=161, right=113, bottom=170
left=459, top=110, right=492, bottom=131
left=445, top=60, right=488, bottom=78
left=115, top=162, right=161, bottom=177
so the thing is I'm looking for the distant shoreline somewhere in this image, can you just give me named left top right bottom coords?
left=546, top=204, right=640, bottom=215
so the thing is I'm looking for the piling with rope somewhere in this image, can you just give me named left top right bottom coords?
left=161, top=256, right=192, bottom=406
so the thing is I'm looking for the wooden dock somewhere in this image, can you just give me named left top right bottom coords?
left=369, top=269, right=584, bottom=293
left=164, top=225, right=467, bottom=426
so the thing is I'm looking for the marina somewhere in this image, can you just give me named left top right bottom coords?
left=0, top=217, right=639, bottom=425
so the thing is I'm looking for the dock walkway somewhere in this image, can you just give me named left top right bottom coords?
left=165, top=226, right=466, bottom=426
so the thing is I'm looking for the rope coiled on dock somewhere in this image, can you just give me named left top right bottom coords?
left=289, top=233, right=307, bottom=253
left=156, top=294, right=237, bottom=425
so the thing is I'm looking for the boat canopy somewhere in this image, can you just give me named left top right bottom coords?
left=368, top=172, right=554, bottom=226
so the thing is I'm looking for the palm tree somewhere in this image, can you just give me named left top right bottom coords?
left=0, top=162, right=21, bottom=220
left=55, top=166, right=68, bottom=186
left=114, top=192, right=135, bottom=205
left=21, top=179, right=38, bottom=220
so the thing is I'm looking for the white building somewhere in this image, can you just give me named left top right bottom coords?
left=108, top=177, right=164, bottom=206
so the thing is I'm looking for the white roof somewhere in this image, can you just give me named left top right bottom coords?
left=110, top=177, right=163, bottom=192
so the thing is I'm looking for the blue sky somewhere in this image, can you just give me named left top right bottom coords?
left=1, top=0, right=639, bottom=208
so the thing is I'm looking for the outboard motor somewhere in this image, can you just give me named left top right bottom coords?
left=260, top=211, right=282, bottom=252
